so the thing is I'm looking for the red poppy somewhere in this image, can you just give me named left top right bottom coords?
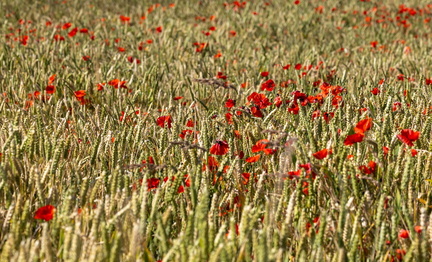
left=399, top=229, right=409, bottom=239
left=108, top=79, right=127, bottom=88
left=214, top=52, right=222, bottom=58
left=359, top=161, right=377, bottom=174
left=46, top=85, right=56, bottom=94
left=210, top=140, right=229, bottom=155
left=371, top=88, right=381, bottom=95
left=252, top=139, right=269, bottom=153
left=322, top=112, right=334, bottom=123
left=247, top=92, right=272, bottom=109
left=205, top=156, right=219, bottom=172
left=156, top=116, right=172, bottom=128
left=312, top=148, right=331, bottom=160
left=260, top=71, right=269, bottom=77
left=216, top=72, right=227, bottom=79
left=225, top=113, right=233, bottom=124
left=414, top=225, right=422, bottom=234
left=287, top=169, right=301, bottom=179
left=62, top=23, right=72, bottom=30
left=48, top=74, right=56, bottom=84
left=20, top=35, right=29, bottom=45
left=173, top=96, right=183, bottom=100
left=82, top=56, right=91, bottom=61
left=34, top=205, right=56, bottom=221
left=245, top=154, right=260, bottom=163
left=344, top=133, right=364, bottom=146
left=147, top=178, right=160, bottom=190
left=53, top=35, right=65, bottom=41
left=120, top=15, right=131, bottom=23
left=179, top=129, right=194, bottom=139
left=250, top=106, right=264, bottom=118
left=74, top=90, right=86, bottom=98
left=411, top=149, right=418, bottom=157
left=155, top=26, right=163, bottom=33
left=274, top=96, right=282, bottom=107
left=225, top=99, right=235, bottom=108
left=68, top=27, right=78, bottom=37
left=241, top=173, right=251, bottom=184
left=354, top=118, right=373, bottom=135
left=186, top=119, right=195, bottom=127
left=397, top=129, right=420, bottom=146
left=395, top=249, right=406, bottom=261
left=261, top=79, right=275, bottom=91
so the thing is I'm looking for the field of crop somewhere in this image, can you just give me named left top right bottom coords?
left=1, top=0, right=431, bottom=261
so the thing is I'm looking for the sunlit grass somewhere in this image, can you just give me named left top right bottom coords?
left=0, top=0, right=431, bottom=261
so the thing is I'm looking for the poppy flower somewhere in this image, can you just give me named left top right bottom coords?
left=261, top=79, right=275, bottom=91
left=156, top=116, right=172, bottom=128
left=312, top=148, right=331, bottom=160
left=53, top=34, right=65, bottom=41
left=287, top=169, right=301, bottom=179
left=68, top=27, right=78, bottom=37
left=371, top=88, right=381, bottom=95
left=414, top=225, right=422, bottom=234
left=210, top=140, right=229, bottom=155
left=354, top=118, right=373, bottom=135
left=225, top=99, right=235, bottom=109
left=48, top=74, right=56, bottom=84
left=46, top=85, right=56, bottom=94
left=108, top=79, right=127, bottom=88
left=34, top=205, right=56, bottom=221
left=397, top=129, right=420, bottom=146
left=359, top=161, right=377, bottom=174
left=250, top=106, right=264, bottom=118
left=241, top=173, right=251, bottom=184
left=62, top=23, right=72, bottom=30
left=147, top=178, right=160, bottom=190
left=399, top=229, right=409, bottom=239
left=247, top=92, right=272, bottom=109
left=322, top=112, right=334, bottom=123
left=205, top=156, right=219, bottom=172
left=179, top=129, right=194, bottom=139
left=245, top=154, right=260, bottom=163
left=225, top=113, right=233, bottom=124
left=344, top=133, right=364, bottom=146
left=260, top=71, right=269, bottom=77
left=186, top=119, right=195, bottom=127
left=273, top=96, right=283, bottom=107
left=74, top=90, right=86, bottom=98
left=120, top=15, right=131, bottom=23
left=216, top=72, right=227, bottom=79
left=252, top=139, right=269, bottom=153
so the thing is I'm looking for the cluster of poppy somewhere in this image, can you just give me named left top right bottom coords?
left=133, top=174, right=191, bottom=193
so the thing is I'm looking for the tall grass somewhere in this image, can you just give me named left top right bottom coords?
left=1, top=0, right=431, bottom=261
